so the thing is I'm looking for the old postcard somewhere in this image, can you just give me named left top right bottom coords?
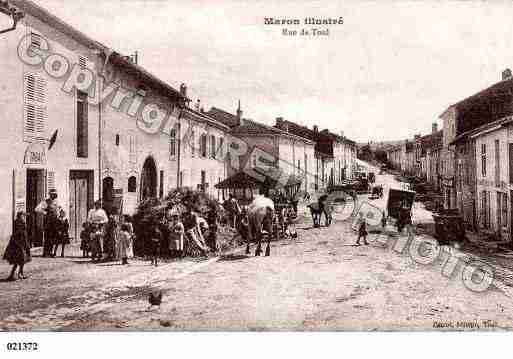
left=1, top=0, right=513, bottom=337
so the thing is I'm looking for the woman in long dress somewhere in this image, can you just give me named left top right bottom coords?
left=3, top=211, right=31, bottom=281
left=117, top=224, right=132, bottom=265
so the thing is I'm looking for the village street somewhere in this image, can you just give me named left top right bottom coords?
left=1, top=167, right=513, bottom=331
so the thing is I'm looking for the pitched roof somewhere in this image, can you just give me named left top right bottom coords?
left=231, top=119, right=314, bottom=144
left=207, top=107, right=241, bottom=128
left=440, top=77, right=513, bottom=117
left=274, top=119, right=317, bottom=142
left=13, top=0, right=187, bottom=103
left=182, top=108, right=230, bottom=132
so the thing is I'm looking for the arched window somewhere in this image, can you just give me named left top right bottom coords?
left=128, top=176, right=137, bottom=192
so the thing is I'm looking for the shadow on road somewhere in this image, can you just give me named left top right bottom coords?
left=218, top=254, right=250, bottom=262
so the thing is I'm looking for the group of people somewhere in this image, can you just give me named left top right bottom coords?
left=35, top=189, right=71, bottom=258
left=79, top=200, right=135, bottom=265
left=3, top=189, right=72, bottom=281
left=145, top=204, right=219, bottom=265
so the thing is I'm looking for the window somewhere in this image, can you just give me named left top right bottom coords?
left=23, top=73, right=47, bottom=141
left=495, top=139, right=500, bottom=187
left=129, top=134, right=137, bottom=163
left=159, top=170, right=164, bottom=198
left=502, top=192, right=508, bottom=228
left=128, top=176, right=137, bottom=192
left=481, top=190, right=488, bottom=229
left=76, top=91, right=88, bottom=158
left=200, top=134, right=207, bottom=157
left=191, top=130, right=195, bottom=157
left=217, top=137, right=224, bottom=159
left=169, top=129, right=176, bottom=158
left=481, top=143, right=487, bottom=177
left=201, top=170, right=206, bottom=192
left=210, top=135, right=216, bottom=159
left=115, top=134, right=120, bottom=146
left=509, top=143, right=513, bottom=184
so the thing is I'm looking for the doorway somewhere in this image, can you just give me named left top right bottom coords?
left=69, top=170, right=93, bottom=242
left=140, top=156, right=157, bottom=200
left=26, top=169, right=45, bottom=247
left=102, top=176, right=114, bottom=215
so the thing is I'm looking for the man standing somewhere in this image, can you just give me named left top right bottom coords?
left=87, top=200, right=109, bottom=226
left=229, top=194, right=241, bottom=228
left=35, top=189, right=61, bottom=257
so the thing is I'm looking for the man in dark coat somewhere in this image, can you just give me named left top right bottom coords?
left=35, top=189, right=61, bottom=257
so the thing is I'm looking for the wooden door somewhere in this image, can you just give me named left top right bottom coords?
left=69, top=171, right=92, bottom=242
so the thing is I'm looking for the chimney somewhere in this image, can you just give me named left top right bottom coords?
left=503, top=68, right=512, bottom=81
left=236, top=100, right=243, bottom=120
left=432, top=122, right=438, bottom=133
left=179, top=83, right=187, bottom=97
left=313, top=125, right=318, bottom=133
left=195, top=99, right=200, bottom=111
left=340, top=130, right=344, bottom=138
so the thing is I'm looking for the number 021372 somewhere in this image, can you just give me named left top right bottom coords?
left=6, top=342, right=39, bottom=351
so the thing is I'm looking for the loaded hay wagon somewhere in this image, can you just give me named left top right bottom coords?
left=215, top=170, right=303, bottom=213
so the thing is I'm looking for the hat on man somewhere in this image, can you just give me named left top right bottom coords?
left=49, top=189, right=57, bottom=195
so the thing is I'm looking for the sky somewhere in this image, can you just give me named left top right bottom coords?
left=34, top=0, right=513, bottom=142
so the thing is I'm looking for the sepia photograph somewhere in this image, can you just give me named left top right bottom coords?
left=1, top=1, right=513, bottom=348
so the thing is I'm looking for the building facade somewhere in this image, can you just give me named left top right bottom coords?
left=0, top=0, right=107, bottom=249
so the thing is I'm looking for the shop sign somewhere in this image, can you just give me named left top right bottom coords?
left=23, top=143, right=46, bottom=165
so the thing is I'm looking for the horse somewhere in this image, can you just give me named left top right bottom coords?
left=245, top=195, right=275, bottom=256
left=307, top=194, right=332, bottom=228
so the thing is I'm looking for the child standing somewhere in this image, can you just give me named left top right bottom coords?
left=381, top=210, right=387, bottom=230
left=3, top=211, right=31, bottom=281
left=54, top=209, right=70, bottom=257
left=89, top=224, right=103, bottom=261
left=150, top=224, right=161, bottom=267
left=80, top=222, right=90, bottom=258
left=169, top=214, right=185, bottom=258
left=118, top=224, right=132, bottom=265
left=356, top=213, right=369, bottom=246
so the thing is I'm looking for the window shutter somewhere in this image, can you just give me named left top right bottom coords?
left=78, top=56, right=88, bottom=70
left=30, top=32, right=42, bottom=49
left=46, top=170, right=56, bottom=196
left=24, top=73, right=47, bottom=141
left=12, top=169, right=26, bottom=215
